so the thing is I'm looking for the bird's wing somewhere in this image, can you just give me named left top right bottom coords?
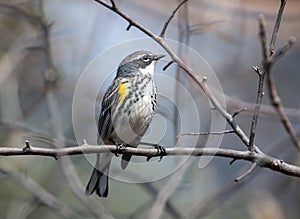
left=97, top=78, right=120, bottom=142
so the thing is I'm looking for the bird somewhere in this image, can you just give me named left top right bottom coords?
left=85, top=50, right=165, bottom=197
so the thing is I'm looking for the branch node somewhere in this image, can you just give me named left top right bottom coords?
left=229, top=158, right=237, bottom=165
left=272, top=160, right=281, bottom=169
left=126, top=23, right=132, bottom=31
left=110, top=0, right=116, bottom=8
left=202, top=76, right=207, bottom=83
left=288, top=37, right=296, bottom=45
left=252, top=66, right=262, bottom=76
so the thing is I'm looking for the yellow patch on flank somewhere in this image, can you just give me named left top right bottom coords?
left=118, top=81, right=128, bottom=105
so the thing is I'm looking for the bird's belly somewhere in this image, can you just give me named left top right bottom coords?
left=112, top=95, right=155, bottom=145
left=129, top=96, right=154, bottom=129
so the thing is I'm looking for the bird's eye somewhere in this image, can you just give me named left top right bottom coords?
left=142, top=56, right=150, bottom=62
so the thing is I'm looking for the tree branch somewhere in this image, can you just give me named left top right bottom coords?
left=1, top=144, right=300, bottom=177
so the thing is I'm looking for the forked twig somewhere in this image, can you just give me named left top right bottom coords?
left=160, top=0, right=188, bottom=38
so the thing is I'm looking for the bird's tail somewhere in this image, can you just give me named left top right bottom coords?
left=121, top=154, right=132, bottom=169
left=85, top=156, right=110, bottom=197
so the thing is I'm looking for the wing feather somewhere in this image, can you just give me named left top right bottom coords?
left=97, top=79, right=119, bottom=142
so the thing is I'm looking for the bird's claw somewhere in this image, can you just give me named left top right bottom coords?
left=146, top=144, right=166, bottom=162
left=155, top=144, right=167, bottom=162
left=114, top=143, right=126, bottom=157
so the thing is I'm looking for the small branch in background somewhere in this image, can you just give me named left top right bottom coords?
left=269, top=0, right=287, bottom=54
left=0, top=168, right=79, bottom=218
left=177, top=130, right=235, bottom=138
left=159, top=0, right=188, bottom=38
left=272, top=37, right=295, bottom=63
left=148, top=158, right=192, bottom=219
left=248, top=19, right=268, bottom=152
left=266, top=61, right=300, bottom=152
left=256, top=15, right=300, bottom=152
left=126, top=171, right=181, bottom=218
left=183, top=163, right=258, bottom=219
left=226, top=94, right=300, bottom=122
left=35, top=3, right=114, bottom=218
left=258, top=15, right=271, bottom=63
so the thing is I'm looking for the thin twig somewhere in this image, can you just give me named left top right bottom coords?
left=266, top=64, right=300, bottom=152
left=269, top=0, right=287, bottom=54
left=226, top=94, right=300, bottom=122
left=177, top=130, right=235, bottom=137
left=234, top=163, right=258, bottom=182
left=248, top=17, right=268, bottom=152
left=160, top=0, right=188, bottom=38
left=272, top=37, right=296, bottom=63
left=232, top=107, right=247, bottom=118
left=162, top=60, right=174, bottom=71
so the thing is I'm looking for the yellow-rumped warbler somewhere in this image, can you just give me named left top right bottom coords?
left=85, top=51, right=165, bottom=197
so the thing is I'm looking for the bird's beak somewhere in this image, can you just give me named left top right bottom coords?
left=154, top=54, right=165, bottom=60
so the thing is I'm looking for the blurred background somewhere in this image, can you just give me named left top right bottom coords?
left=0, top=0, right=299, bottom=218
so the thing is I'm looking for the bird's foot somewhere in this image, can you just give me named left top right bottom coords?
left=114, top=143, right=126, bottom=157
left=146, top=144, right=166, bottom=162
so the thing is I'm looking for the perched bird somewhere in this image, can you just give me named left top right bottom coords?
left=85, top=51, right=165, bottom=197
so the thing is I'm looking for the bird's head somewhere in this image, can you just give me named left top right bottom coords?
left=117, top=51, right=165, bottom=77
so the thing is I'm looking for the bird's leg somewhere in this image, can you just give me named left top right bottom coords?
left=110, top=138, right=127, bottom=157
left=114, top=143, right=127, bottom=157
left=146, top=144, right=167, bottom=162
